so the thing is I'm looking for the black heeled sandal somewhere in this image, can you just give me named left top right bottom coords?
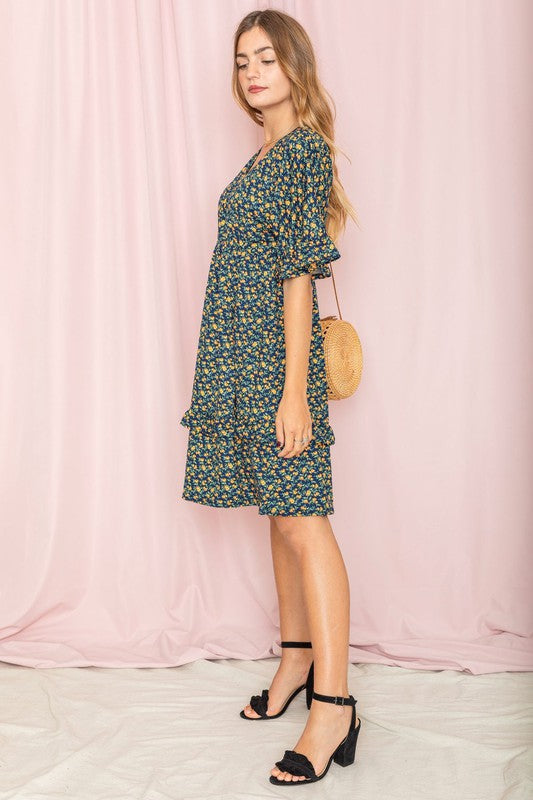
left=240, top=640, right=314, bottom=720
left=269, top=690, right=362, bottom=785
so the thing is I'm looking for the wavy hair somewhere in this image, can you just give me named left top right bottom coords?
left=232, top=9, right=359, bottom=242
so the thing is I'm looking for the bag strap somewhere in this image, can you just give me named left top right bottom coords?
left=329, top=261, right=343, bottom=320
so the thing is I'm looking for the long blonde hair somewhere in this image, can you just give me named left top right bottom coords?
left=232, top=9, right=359, bottom=242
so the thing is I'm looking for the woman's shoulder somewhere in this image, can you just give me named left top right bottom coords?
left=285, top=126, right=330, bottom=157
left=281, top=127, right=331, bottom=174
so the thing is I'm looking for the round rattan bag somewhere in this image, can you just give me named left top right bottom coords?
left=319, top=262, right=363, bottom=399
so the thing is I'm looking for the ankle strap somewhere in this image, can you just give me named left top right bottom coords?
left=312, top=691, right=356, bottom=706
left=280, top=641, right=312, bottom=648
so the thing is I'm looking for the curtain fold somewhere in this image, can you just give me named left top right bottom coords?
left=0, top=0, right=531, bottom=672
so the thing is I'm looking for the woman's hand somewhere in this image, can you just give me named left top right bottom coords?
left=275, top=390, right=314, bottom=458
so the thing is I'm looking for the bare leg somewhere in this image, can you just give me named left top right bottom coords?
left=269, top=514, right=356, bottom=783
left=241, top=515, right=314, bottom=718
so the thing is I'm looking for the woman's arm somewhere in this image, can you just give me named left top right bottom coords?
left=275, top=273, right=314, bottom=457
left=273, top=134, right=341, bottom=456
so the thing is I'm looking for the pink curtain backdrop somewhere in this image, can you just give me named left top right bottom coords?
left=0, top=0, right=531, bottom=672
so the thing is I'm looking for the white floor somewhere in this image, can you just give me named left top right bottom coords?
left=0, top=658, right=531, bottom=799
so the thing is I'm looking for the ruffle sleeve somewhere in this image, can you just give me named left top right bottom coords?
left=274, top=133, right=341, bottom=281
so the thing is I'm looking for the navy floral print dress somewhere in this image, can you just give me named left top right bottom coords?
left=179, top=126, right=341, bottom=516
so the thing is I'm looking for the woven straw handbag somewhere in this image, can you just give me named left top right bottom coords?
left=320, top=262, right=363, bottom=399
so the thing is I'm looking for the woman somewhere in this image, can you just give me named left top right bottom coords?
left=179, top=9, right=361, bottom=786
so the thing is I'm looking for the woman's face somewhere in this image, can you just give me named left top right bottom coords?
left=236, top=27, right=292, bottom=112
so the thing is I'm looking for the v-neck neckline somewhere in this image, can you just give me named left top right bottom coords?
left=245, top=126, right=303, bottom=176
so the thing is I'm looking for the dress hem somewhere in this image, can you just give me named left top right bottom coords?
left=181, top=491, right=333, bottom=517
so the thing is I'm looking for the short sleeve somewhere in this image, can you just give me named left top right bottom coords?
left=274, top=134, right=341, bottom=281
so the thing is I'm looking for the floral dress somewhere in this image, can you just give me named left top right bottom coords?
left=179, top=126, right=341, bottom=516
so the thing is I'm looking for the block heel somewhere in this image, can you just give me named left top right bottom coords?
left=305, top=659, right=314, bottom=709
left=332, top=716, right=361, bottom=766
